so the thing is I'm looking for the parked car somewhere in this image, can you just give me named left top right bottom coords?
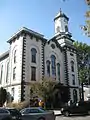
left=20, top=107, right=55, bottom=120
left=6, top=108, right=22, bottom=120
left=0, top=107, right=12, bottom=120
left=61, top=101, right=90, bottom=116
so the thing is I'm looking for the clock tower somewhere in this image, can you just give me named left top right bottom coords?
left=54, top=9, right=71, bottom=36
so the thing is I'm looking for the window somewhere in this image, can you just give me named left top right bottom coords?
left=56, top=26, right=60, bottom=33
left=65, top=25, right=68, bottom=32
left=0, top=65, right=3, bottom=84
left=51, top=55, right=56, bottom=77
left=72, top=74, right=75, bottom=85
left=51, top=44, right=55, bottom=49
left=46, top=60, right=50, bottom=77
left=31, top=67, right=36, bottom=81
left=0, top=109, right=9, bottom=114
left=14, top=50, right=16, bottom=63
left=73, top=89, right=77, bottom=103
left=11, top=87, right=15, bottom=100
left=13, top=67, right=16, bottom=80
left=6, top=62, right=9, bottom=83
left=71, top=61, right=74, bottom=72
left=30, top=109, right=40, bottom=113
left=31, top=48, right=37, bottom=63
left=57, top=63, right=60, bottom=81
left=70, top=53, right=74, bottom=56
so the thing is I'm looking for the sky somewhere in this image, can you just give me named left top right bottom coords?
left=0, top=0, right=90, bottom=54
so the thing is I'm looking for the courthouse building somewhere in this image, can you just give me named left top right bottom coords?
left=0, top=10, right=79, bottom=103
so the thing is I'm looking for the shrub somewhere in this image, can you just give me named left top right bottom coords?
left=6, top=100, right=30, bottom=110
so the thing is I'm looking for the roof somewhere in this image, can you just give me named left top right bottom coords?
left=0, top=50, right=9, bottom=61
left=54, top=9, right=69, bottom=21
left=7, top=27, right=46, bottom=43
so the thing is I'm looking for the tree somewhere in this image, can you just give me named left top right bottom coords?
left=30, top=78, right=57, bottom=108
left=74, top=41, right=90, bottom=84
left=74, top=41, right=90, bottom=100
left=81, top=0, right=90, bottom=37
left=0, top=87, right=7, bottom=106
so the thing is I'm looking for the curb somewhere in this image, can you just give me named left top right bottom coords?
left=54, top=110, right=62, bottom=116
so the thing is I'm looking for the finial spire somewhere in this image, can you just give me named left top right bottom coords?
left=60, top=8, right=62, bottom=14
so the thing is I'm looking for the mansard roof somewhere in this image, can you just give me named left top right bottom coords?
left=0, top=50, right=9, bottom=61
left=7, top=27, right=47, bottom=43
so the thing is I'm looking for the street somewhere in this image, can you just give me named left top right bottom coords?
left=56, top=115, right=90, bottom=120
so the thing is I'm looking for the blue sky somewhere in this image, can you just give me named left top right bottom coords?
left=0, top=0, right=89, bottom=53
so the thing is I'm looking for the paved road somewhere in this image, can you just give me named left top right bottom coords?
left=56, top=115, right=90, bottom=120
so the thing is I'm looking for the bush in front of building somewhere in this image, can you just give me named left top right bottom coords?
left=6, top=100, right=30, bottom=110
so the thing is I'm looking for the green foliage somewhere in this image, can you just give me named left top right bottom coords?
left=79, top=68, right=89, bottom=83
left=80, top=0, right=90, bottom=37
left=30, top=78, right=56, bottom=100
left=74, top=41, right=90, bottom=84
left=30, top=78, right=57, bottom=108
left=0, top=87, right=7, bottom=106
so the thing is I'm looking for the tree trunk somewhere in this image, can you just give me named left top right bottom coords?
left=81, top=82, right=84, bottom=101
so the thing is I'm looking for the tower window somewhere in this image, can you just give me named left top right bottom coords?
left=31, top=48, right=37, bottom=63
left=56, top=26, right=60, bottom=33
left=65, top=25, right=68, bottom=32
left=31, top=67, right=36, bottom=81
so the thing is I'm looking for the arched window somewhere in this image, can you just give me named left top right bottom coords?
left=71, top=61, right=74, bottom=72
left=57, top=63, right=60, bottom=81
left=0, top=65, right=3, bottom=84
left=46, top=60, right=50, bottom=77
left=6, top=62, right=9, bottom=83
left=73, top=89, right=77, bottom=103
left=65, top=25, right=68, bottom=32
left=31, top=48, right=37, bottom=63
left=14, top=50, right=16, bottom=63
left=51, top=55, right=56, bottom=77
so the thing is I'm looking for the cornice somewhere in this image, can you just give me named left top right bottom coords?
left=7, top=27, right=47, bottom=43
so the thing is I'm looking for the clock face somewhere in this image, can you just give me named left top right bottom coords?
left=56, top=26, right=60, bottom=33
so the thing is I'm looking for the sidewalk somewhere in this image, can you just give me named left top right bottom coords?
left=53, top=110, right=62, bottom=116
